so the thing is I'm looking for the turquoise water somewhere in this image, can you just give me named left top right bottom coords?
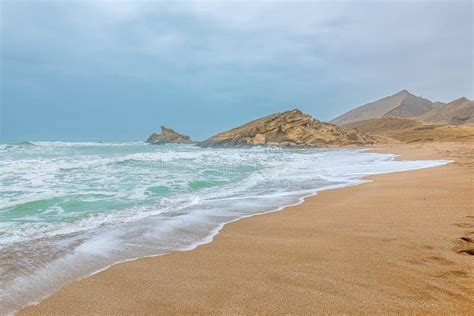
left=0, top=142, right=259, bottom=244
left=0, top=141, right=449, bottom=313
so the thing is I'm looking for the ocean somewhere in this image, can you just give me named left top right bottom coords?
left=0, top=141, right=449, bottom=313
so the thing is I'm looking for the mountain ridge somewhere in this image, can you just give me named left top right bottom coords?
left=419, top=97, right=474, bottom=125
left=330, top=90, right=438, bottom=125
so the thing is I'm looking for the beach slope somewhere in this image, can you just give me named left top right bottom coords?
left=21, top=142, right=474, bottom=315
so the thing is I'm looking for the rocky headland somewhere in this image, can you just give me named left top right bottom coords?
left=198, top=109, right=377, bottom=148
left=146, top=126, right=194, bottom=145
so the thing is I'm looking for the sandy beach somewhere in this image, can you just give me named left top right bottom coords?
left=20, top=142, right=474, bottom=315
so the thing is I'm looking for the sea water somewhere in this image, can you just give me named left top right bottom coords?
left=0, top=141, right=449, bottom=313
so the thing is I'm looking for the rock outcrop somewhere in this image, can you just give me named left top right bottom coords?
left=146, top=126, right=194, bottom=145
left=198, top=109, right=377, bottom=148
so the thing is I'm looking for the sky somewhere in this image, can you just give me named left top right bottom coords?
left=1, top=0, right=473, bottom=141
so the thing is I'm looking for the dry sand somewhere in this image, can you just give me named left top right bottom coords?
left=21, top=142, right=474, bottom=315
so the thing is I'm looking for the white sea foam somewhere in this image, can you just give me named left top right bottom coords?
left=30, top=141, right=145, bottom=147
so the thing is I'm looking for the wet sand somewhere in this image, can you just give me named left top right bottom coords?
left=21, top=142, right=474, bottom=315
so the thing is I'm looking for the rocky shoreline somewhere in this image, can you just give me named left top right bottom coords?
left=146, top=109, right=377, bottom=148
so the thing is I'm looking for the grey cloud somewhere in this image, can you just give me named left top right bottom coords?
left=1, top=0, right=472, bottom=141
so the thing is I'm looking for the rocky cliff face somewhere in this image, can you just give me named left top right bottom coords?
left=199, top=109, right=377, bottom=148
left=146, top=126, right=194, bottom=145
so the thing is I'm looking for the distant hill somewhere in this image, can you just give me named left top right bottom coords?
left=199, top=109, right=378, bottom=148
left=331, top=90, right=438, bottom=125
left=419, top=97, right=474, bottom=125
left=343, top=117, right=424, bottom=134
left=344, top=117, right=474, bottom=143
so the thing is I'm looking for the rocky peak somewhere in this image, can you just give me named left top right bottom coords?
left=146, top=126, right=194, bottom=145
left=453, top=97, right=469, bottom=103
left=331, top=89, right=437, bottom=125
left=397, top=89, right=410, bottom=97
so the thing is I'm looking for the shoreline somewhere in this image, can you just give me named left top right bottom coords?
left=20, top=142, right=474, bottom=314
left=8, top=150, right=376, bottom=314
left=5, top=149, right=380, bottom=314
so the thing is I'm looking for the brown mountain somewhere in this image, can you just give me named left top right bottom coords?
left=344, top=117, right=474, bottom=143
left=331, top=90, right=439, bottom=125
left=146, top=126, right=194, bottom=145
left=419, top=97, right=474, bottom=125
left=199, top=109, right=378, bottom=148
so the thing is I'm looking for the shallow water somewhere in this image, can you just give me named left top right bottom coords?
left=0, top=141, right=449, bottom=313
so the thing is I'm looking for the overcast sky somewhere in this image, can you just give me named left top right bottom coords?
left=1, top=0, right=472, bottom=141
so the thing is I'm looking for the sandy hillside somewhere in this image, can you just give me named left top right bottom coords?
left=344, top=117, right=474, bottom=143
left=420, top=97, right=474, bottom=125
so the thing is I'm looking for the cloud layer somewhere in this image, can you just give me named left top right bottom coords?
left=1, top=0, right=472, bottom=140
